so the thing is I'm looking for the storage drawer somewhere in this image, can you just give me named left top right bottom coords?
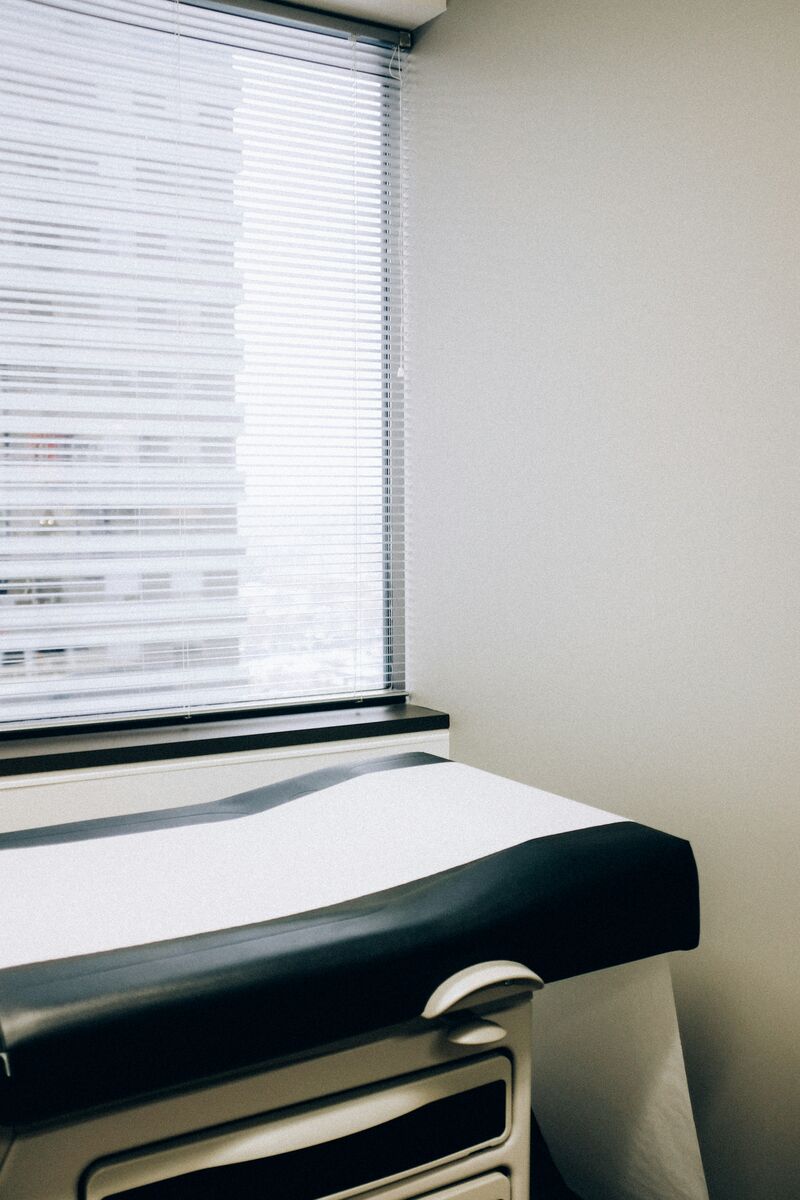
left=84, top=1056, right=511, bottom=1200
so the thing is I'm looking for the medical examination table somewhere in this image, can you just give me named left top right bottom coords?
left=0, top=753, right=700, bottom=1200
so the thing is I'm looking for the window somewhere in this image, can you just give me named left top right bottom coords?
left=0, top=0, right=406, bottom=731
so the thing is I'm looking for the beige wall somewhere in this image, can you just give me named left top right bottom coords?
left=406, top=2, right=800, bottom=1198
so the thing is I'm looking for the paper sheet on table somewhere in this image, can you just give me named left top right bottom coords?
left=0, top=761, right=623, bottom=968
left=532, top=955, right=708, bottom=1200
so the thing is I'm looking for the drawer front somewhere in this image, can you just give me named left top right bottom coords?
left=85, top=1057, right=511, bottom=1200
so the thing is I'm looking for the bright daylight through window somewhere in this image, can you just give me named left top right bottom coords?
left=0, top=0, right=406, bottom=730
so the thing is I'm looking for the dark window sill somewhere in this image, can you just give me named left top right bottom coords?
left=0, top=704, right=450, bottom=778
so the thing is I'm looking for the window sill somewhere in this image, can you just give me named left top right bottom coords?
left=0, top=704, right=450, bottom=778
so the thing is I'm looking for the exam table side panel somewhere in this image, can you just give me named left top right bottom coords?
left=0, top=986, right=535, bottom=1200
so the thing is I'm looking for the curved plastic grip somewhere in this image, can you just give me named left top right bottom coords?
left=422, top=960, right=544, bottom=1020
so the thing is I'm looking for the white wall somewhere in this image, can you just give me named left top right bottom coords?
left=407, top=2, right=800, bottom=1198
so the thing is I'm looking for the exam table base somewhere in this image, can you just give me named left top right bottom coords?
left=0, top=997, right=532, bottom=1200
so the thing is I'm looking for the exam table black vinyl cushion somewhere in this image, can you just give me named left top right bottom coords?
left=0, top=754, right=699, bottom=1126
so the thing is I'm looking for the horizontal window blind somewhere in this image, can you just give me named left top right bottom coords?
left=0, top=0, right=406, bottom=730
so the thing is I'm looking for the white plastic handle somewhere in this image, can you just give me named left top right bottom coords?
left=422, top=960, right=543, bottom=1020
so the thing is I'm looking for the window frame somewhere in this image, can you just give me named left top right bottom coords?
left=0, top=699, right=448, bottom=777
